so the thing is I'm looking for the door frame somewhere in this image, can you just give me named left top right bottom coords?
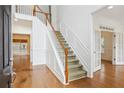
left=94, top=29, right=102, bottom=72
left=94, top=29, right=116, bottom=72
left=0, top=5, right=12, bottom=88
left=3, top=8, right=10, bottom=68
left=13, top=34, right=31, bottom=62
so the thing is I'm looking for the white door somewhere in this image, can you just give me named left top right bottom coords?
left=115, top=32, right=124, bottom=65
left=112, top=33, right=116, bottom=64
left=94, top=30, right=101, bottom=72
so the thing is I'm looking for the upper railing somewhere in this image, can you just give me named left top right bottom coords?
left=15, top=5, right=48, bottom=25
left=33, top=5, right=69, bottom=83
left=15, top=5, right=33, bottom=15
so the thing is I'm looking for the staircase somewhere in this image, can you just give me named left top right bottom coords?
left=15, top=5, right=88, bottom=85
left=16, top=5, right=89, bottom=84
left=55, top=31, right=87, bottom=82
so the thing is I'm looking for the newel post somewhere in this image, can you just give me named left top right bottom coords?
left=45, top=13, right=49, bottom=26
left=33, top=5, right=36, bottom=16
left=65, top=48, right=68, bottom=83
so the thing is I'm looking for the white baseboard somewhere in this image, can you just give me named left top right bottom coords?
left=94, top=65, right=101, bottom=72
left=114, top=62, right=124, bottom=65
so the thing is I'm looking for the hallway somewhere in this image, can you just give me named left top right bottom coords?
left=13, top=57, right=124, bottom=88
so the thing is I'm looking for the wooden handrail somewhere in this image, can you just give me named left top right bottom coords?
left=33, top=5, right=69, bottom=83
left=65, top=48, right=68, bottom=83
left=35, top=11, right=50, bottom=15
left=35, top=5, right=44, bottom=13
left=36, top=5, right=50, bottom=15
left=15, top=5, right=18, bottom=13
left=33, top=5, right=36, bottom=16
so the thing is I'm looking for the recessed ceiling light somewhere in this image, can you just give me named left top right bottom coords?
left=107, top=6, right=114, bottom=9
left=14, top=18, right=18, bottom=21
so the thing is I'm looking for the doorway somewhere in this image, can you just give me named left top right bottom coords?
left=13, top=34, right=31, bottom=72
left=94, top=29, right=115, bottom=72
left=101, top=31, right=114, bottom=64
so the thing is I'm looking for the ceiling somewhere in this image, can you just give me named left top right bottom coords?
left=95, top=5, right=124, bottom=24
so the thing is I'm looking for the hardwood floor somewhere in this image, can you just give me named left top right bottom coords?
left=13, top=55, right=31, bottom=72
left=13, top=56, right=124, bottom=88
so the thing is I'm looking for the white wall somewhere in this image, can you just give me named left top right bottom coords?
left=57, top=6, right=103, bottom=47
left=13, top=20, right=32, bottom=34
left=32, top=17, right=47, bottom=65
left=51, top=6, right=59, bottom=31
left=57, top=5, right=103, bottom=77
left=93, top=14, right=122, bottom=33
left=39, top=5, right=49, bottom=13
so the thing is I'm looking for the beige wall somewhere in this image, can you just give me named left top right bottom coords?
left=101, top=31, right=113, bottom=61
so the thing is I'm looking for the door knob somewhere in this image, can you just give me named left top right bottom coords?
left=12, top=72, right=16, bottom=83
left=10, top=72, right=16, bottom=88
